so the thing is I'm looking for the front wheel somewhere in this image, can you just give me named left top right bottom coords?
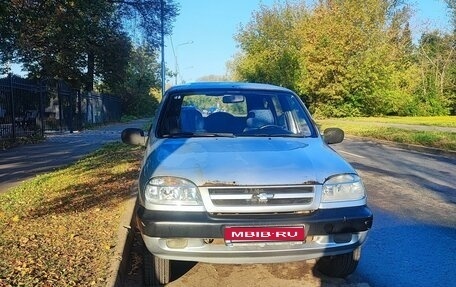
left=144, top=250, right=171, bottom=286
left=315, top=248, right=361, bottom=278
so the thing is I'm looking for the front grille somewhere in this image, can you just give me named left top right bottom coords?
left=207, top=186, right=315, bottom=208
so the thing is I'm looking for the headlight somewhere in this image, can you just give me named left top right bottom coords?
left=322, top=174, right=365, bottom=202
left=144, top=177, right=202, bottom=206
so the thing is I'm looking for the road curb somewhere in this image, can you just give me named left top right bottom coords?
left=346, top=135, right=456, bottom=157
left=106, top=186, right=138, bottom=287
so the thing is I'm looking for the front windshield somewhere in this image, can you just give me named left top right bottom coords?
left=157, top=90, right=315, bottom=138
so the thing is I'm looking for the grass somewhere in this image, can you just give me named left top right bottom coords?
left=318, top=116, right=456, bottom=127
left=120, top=115, right=139, bottom=123
left=317, top=117, right=456, bottom=151
left=0, top=143, right=143, bottom=287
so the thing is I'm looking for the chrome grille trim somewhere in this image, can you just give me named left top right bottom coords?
left=199, top=185, right=320, bottom=214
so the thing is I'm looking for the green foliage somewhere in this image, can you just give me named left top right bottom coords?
left=124, top=47, right=161, bottom=117
left=103, top=46, right=161, bottom=117
left=294, top=0, right=416, bottom=117
left=313, top=102, right=362, bottom=118
left=120, top=115, right=139, bottom=123
left=0, top=1, right=123, bottom=88
left=232, top=0, right=455, bottom=117
left=415, top=31, right=455, bottom=115
left=231, top=3, right=304, bottom=92
left=445, top=0, right=456, bottom=31
left=197, top=74, right=232, bottom=82
left=0, top=0, right=13, bottom=74
left=0, top=0, right=179, bottom=93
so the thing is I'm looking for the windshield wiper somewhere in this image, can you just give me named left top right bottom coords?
left=163, top=132, right=235, bottom=138
left=238, top=133, right=306, bottom=138
left=162, top=132, right=194, bottom=138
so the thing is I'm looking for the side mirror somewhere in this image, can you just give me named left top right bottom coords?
left=323, top=128, right=344, bottom=144
left=121, top=128, right=147, bottom=146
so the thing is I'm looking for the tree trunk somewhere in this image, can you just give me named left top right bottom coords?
left=86, top=50, right=95, bottom=92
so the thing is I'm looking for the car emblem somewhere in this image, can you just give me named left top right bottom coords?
left=250, top=189, right=274, bottom=203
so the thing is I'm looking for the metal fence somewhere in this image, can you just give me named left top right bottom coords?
left=0, top=75, right=122, bottom=143
left=82, top=93, right=122, bottom=125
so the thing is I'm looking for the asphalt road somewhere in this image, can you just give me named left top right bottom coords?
left=0, top=119, right=150, bottom=193
left=125, top=137, right=456, bottom=287
left=336, top=138, right=456, bottom=287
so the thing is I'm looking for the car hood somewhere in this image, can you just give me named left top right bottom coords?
left=141, top=137, right=355, bottom=186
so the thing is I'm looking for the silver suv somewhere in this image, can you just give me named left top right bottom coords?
left=122, top=82, right=373, bottom=286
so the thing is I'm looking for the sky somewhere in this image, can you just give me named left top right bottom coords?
left=165, top=0, right=452, bottom=85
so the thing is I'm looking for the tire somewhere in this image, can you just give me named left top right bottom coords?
left=315, top=247, right=361, bottom=278
left=144, top=250, right=171, bottom=287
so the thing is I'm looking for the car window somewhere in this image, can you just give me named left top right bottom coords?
left=288, top=96, right=312, bottom=136
left=157, top=91, right=314, bottom=138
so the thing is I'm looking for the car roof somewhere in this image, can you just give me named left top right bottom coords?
left=165, top=82, right=294, bottom=94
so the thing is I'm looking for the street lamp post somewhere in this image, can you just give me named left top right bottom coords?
left=172, top=40, right=193, bottom=85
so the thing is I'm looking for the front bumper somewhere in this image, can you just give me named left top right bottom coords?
left=136, top=205, right=373, bottom=263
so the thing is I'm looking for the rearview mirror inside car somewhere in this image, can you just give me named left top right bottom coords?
left=222, top=95, right=245, bottom=103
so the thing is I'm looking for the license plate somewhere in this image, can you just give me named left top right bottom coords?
left=224, top=226, right=305, bottom=243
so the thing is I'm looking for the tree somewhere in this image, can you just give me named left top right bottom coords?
left=197, top=74, right=231, bottom=82
left=100, top=45, right=161, bottom=116
left=0, top=0, right=13, bottom=74
left=232, top=0, right=419, bottom=117
left=90, top=0, right=178, bottom=91
left=445, top=0, right=456, bottom=113
left=231, top=2, right=305, bottom=93
left=415, top=31, right=455, bottom=115
left=446, top=0, right=456, bottom=31
left=0, top=0, right=178, bottom=92
left=295, top=0, right=418, bottom=117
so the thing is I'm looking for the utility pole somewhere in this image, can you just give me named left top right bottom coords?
left=161, top=0, right=165, bottom=97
